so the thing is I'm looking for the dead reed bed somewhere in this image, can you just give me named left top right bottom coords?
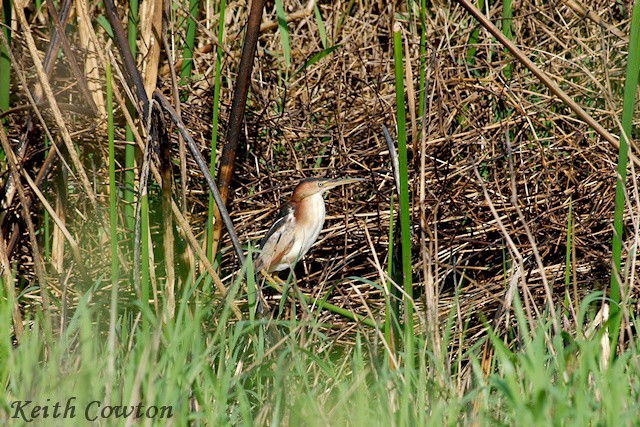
left=1, top=0, right=637, bottom=346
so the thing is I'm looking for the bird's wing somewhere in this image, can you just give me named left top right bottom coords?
left=254, top=203, right=296, bottom=272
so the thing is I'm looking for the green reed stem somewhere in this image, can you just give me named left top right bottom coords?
left=0, top=0, right=11, bottom=121
left=106, top=62, right=118, bottom=284
left=393, top=21, right=414, bottom=368
left=609, top=0, right=640, bottom=354
left=206, top=0, right=226, bottom=262
left=181, top=0, right=199, bottom=80
left=564, top=198, right=572, bottom=319
left=418, top=0, right=427, bottom=121
left=124, top=0, right=138, bottom=235
left=106, top=60, right=121, bottom=392
left=275, top=0, right=291, bottom=69
left=502, top=0, right=512, bottom=79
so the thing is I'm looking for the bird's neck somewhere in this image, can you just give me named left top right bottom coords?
left=296, top=193, right=326, bottom=227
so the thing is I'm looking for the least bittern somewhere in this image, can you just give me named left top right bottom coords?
left=252, top=176, right=364, bottom=314
left=254, top=177, right=365, bottom=275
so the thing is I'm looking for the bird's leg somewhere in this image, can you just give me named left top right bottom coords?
left=286, top=266, right=316, bottom=324
left=286, top=267, right=299, bottom=322
left=287, top=267, right=313, bottom=344
left=254, top=272, right=288, bottom=317
left=266, top=273, right=287, bottom=288
left=254, top=273, right=270, bottom=317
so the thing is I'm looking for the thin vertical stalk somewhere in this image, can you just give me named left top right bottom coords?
left=418, top=0, right=427, bottom=122
left=564, top=198, right=572, bottom=319
left=107, top=63, right=118, bottom=284
left=392, top=21, right=414, bottom=367
left=44, top=135, right=50, bottom=262
left=0, top=0, right=11, bottom=119
left=207, top=0, right=226, bottom=262
left=106, top=61, right=119, bottom=396
left=501, top=0, right=512, bottom=79
left=124, top=0, right=138, bottom=235
left=141, top=193, right=151, bottom=316
left=609, top=0, right=640, bottom=353
left=180, top=0, right=199, bottom=79
left=385, top=194, right=399, bottom=360
left=210, top=0, right=264, bottom=260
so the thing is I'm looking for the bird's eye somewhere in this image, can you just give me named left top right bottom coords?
left=318, top=182, right=324, bottom=187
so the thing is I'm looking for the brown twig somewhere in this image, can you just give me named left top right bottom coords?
left=210, top=0, right=266, bottom=259
left=44, top=0, right=98, bottom=116
left=153, top=91, right=246, bottom=265
left=564, top=0, right=626, bottom=40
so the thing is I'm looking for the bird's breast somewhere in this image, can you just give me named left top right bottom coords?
left=276, top=194, right=326, bottom=268
left=295, top=194, right=326, bottom=249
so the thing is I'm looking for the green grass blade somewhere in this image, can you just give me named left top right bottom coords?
left=180, top=0, right=199, bottom=80
left=294, top=44, right=341, bottom=75
left=609, top=0, right=640, bottom=354
left=106, top=62, right=117, bottom=285
left=0, top=0, right=11, bottom=121
left=313, top=3, right=328, bottom=49
left=96, top=15, right=114, bottom=39
left=385, top=193, right=399, bottom=355
left=124, top=0, right=138, bottom=235
left=392, top=21, right=414, bottom=368
left=105, top=60, right=120, bottom=394
left=275, top=0, right=291, bottom=69
left=465, top=0, right=485, bottom=65
left=206, top=0, right=226, bottom=262
left=502, top=0, right=513, bottom=79
left=564, top=198, right=572, bottom=319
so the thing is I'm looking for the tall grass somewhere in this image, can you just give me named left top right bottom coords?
left=609, top=0, right=640, bottom=351
left=392, top=21, right=414, bottom=370
left=106, top=62, right=117, bottom=286
left=2, top=282, right=639, bottom=425
left=501, top=0, right=512, bottom=79
left=180, top=0, right=198, bottom=80
left=0, top=0, right=10, bottom=121
left=275, top=0, right=291, bottom=70
left=206, top=0, right=226, bottom=263
left=124, top=0, right=138, bottom=235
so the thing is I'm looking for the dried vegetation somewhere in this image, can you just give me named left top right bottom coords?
left=1, top=0, right=638, bottom=342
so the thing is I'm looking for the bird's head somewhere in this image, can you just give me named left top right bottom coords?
left=290, top=177, right=365, bottom=202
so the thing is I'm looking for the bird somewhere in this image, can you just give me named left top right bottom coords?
left=253, top=177, right=365, bottom=274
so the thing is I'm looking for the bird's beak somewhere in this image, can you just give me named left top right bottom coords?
left=323, top=177, right=366, bottom=191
